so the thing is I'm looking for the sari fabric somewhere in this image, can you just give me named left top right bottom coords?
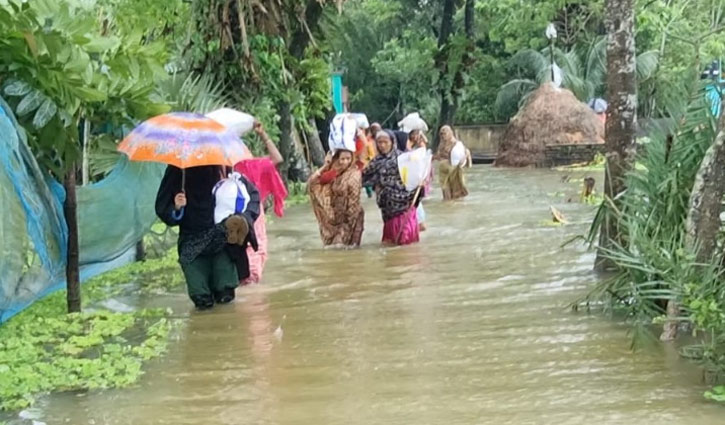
left=308, top=158, right=365, bottom=247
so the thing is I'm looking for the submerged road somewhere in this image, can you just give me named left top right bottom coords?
left=41, top=166, right=723, bottom=424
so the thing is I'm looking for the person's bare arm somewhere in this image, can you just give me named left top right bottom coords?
left=254, top=121, right=284, bottom=165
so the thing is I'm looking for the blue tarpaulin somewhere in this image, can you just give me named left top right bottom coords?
left=0, top=97, right=164, bottom=322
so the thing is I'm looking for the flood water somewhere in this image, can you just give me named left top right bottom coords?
left=38, top=166, right=723, bottom=424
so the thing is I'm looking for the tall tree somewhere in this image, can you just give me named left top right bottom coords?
left=433, top=0, right=456, bottom=147
left=434, top=0, right=476, bottom=147
left=595, top=0, right=638, bottom=271
left=64, top=164, right=81, bottom=312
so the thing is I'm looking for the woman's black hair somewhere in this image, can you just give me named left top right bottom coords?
left=332, top=149, right=353, bottom=160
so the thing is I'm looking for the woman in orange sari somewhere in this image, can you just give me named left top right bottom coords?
left=308, top=149, right=365, bottom=248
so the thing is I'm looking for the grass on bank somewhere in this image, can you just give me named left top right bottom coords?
left=0, top=249, right=184, bottom=412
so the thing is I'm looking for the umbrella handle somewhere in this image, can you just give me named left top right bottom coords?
left=181, top=168, right=186, bottom=193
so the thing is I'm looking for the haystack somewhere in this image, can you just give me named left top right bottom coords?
left=495, top=83, right=604, bottom=167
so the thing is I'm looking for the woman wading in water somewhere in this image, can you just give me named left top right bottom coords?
left=233, top=121, right=287, bottom=284
left=436, top=125, right=469, bottom=201
left=308, top=148, right=365, bottom=248
left=363, top=130, right=420, bottom=246
left=155, top=166, right=259, bottom=309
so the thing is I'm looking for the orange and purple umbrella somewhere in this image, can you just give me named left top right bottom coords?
left=118, top=112, right=249, bottom=170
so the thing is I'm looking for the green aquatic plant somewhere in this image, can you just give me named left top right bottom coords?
left=0, top=250, right=182, bottom=411
left=705, top=386, right=725, bottom=403
left=582, top=193, right=604, bottom=206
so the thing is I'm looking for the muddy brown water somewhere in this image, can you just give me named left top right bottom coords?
left=31, top=166, right=724, bottom=424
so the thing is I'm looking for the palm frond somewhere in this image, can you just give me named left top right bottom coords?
left=509, top=49, right=548, bottom=77
left=553, top=48, right=582, bottom=78
left=585, top=37, right=607, bottom=84
left=635, top=50, right=659, bottom=82
left=157, top=72, right=229, bottom=113
left=494, top=78, right=537, bottom=119
left=88, top=134, right=123, bottom=179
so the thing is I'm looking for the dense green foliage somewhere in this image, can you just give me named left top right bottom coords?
left=581, top=82, right=725, bottom=398
left=330, top=0, right=725, bottom=125
left=0, top=0, right=170, bottom=176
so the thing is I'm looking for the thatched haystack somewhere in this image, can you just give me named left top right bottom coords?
left=495, top=83, right=604, bottom=167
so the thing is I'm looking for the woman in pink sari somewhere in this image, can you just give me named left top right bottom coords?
left=362, top=130, right=420, bottom=246
left=233, top=122, right=287, bottom=284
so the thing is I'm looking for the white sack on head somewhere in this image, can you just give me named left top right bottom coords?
left=397, top=112, right=429, bottom=133
left=328, top=114, right=358, bottom=153
left=206, top=108, right=255, bottom=137
left=350, top=113, right=369, bottom=130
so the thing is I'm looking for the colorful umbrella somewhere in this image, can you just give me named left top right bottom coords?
left=118, top=112, right=248, bottom=189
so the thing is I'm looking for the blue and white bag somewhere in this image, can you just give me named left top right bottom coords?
left=328, top=114, right=357, bottom=153
left=212, top=172, right=251, bottom=224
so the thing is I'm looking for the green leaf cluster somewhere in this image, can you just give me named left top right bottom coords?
left=0, top=0, right=171, bottom=176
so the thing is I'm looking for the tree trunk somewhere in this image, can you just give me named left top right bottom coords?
left=136, top=239, right=146, bottom=262
left=464, top=0, right=474, bottom=38
left=81, top=118, right=90, bottom=186
left=277, top=99, right=294, bottom=180
left=433, top=0, right=476, bottom=149
left=595, top=0, right=637, bottom=272
left=305, top=118, right=326, bottom=167
left=660, top=49, right=725, bottom=345
left=64, top=163, right=81, bottom=313
left=437, top=0, right=455, bottom=49
left=433, top=0, right=463, bottom=149
left=686, top=112, right=725, bottom=261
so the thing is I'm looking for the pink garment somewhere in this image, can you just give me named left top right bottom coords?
left=382, top=208, right=420, bottom=246
left=234, top=157, right=286, bottom=285
left=234, top=158, right=288, bottom=217
left=243, top=207, right=268, bottom=285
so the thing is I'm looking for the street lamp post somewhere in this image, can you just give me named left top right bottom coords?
left=546, top=23, right=558, bottom=83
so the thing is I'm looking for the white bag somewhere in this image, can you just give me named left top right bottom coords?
left=206, top=108, right=255, bottom=137
left=328, top=114, right=357, bottom=153
left=212, top=172, right=251, bottom=224
left=450, top=141, right=467, bottom=167
left=350, top=113, right=369, bottom=130
left=397, top=112, right=429, bottom=133
left=398, top=147, right=433, bottom=192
